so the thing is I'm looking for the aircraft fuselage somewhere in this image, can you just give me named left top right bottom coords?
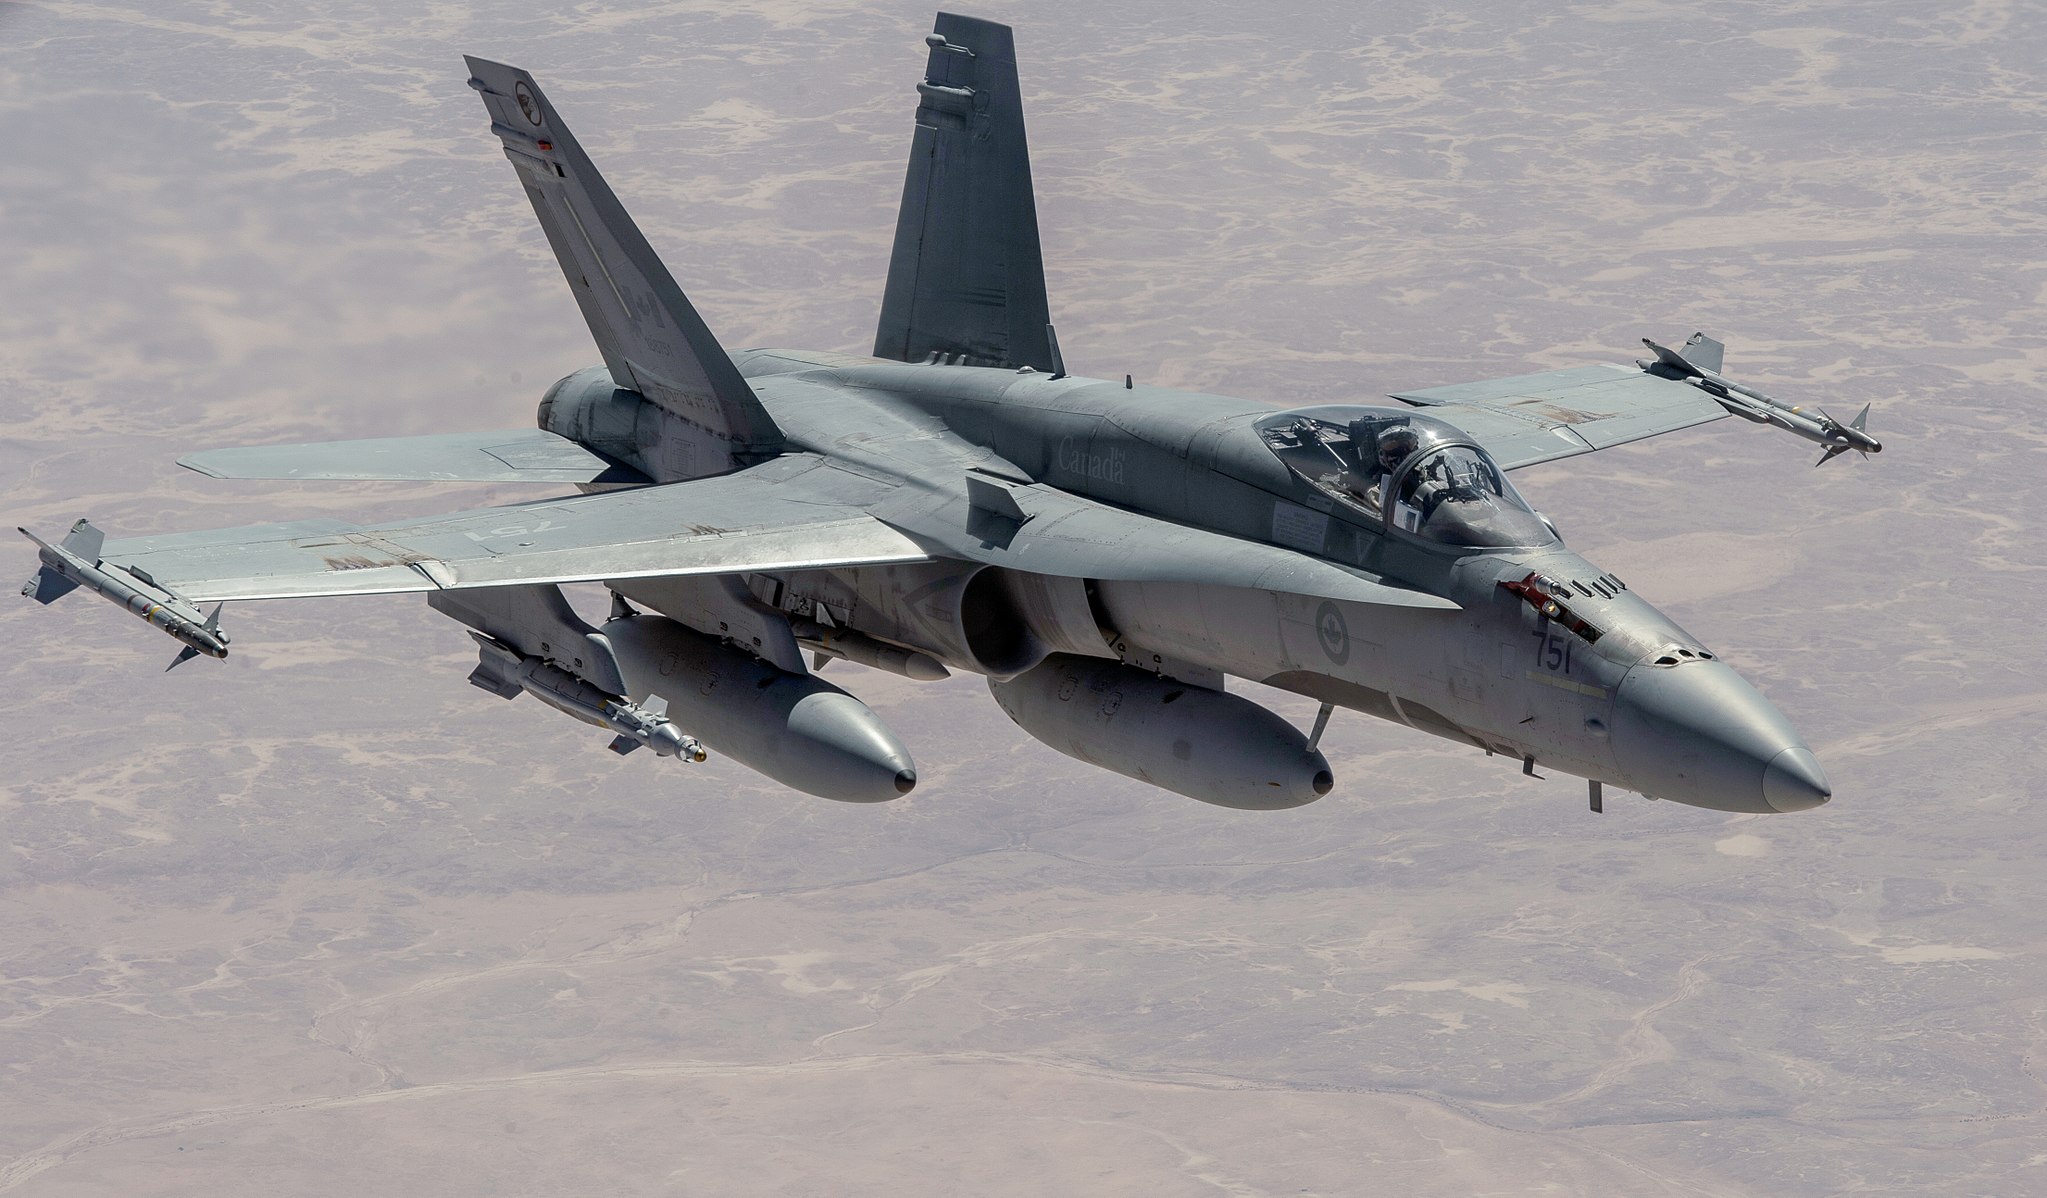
left=557, top=349, right=1830, bottom=816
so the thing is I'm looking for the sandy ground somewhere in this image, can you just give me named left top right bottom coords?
left=2, top=1, right=2043, bottom=1193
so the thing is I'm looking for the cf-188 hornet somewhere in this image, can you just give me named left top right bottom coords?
left=22, top=15, right=1867, bottom=816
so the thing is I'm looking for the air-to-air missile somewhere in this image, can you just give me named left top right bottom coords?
left=1640, top=333, right=1884, bottom=466
left=464, top=632, right=705, bottom=760
left=19, top=520, right=229, bottom=668
left=790, top=614, right=951, bottom=681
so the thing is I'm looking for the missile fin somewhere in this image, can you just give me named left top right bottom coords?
left=607, top=735, right=641, bottom=756
left=1641, top=338, right=1703, bottom=379
left=1682, top=332, right=1725, bottom=375
left=59, top=518, right=104, bottom=562
left=22, top=566, right=77, bottom=605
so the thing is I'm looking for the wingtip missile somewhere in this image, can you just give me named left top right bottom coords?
left=18, top=521, right=230, bottom=663
left=1637, top=335, right=1884, bottom=466
left=1811, top=404, right=1881, bottom=463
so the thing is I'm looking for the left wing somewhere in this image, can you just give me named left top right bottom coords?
left=39, top=454, right=926, bottom=605
left=1392, top=362, right=1727, bottom=470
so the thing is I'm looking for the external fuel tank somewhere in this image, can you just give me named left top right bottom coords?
left=989, top=655, right=1334, bottom=810
left=603, top=614, right=918, bottom=803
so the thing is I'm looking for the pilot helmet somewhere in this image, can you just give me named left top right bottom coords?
left=1375, top=426, right=1419, bottom=472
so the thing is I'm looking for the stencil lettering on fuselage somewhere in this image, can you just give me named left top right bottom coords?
left=1271, top=502, right=1329, bottom=554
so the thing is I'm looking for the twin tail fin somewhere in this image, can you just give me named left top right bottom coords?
left=464, top=57, right=782, bottom=468
left=873, top=15, right=1057, bottom=372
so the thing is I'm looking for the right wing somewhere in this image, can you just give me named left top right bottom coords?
left=1392, top=362, right=1729, bottom=470
left=86, top=455, right=927, bottom=603
left=178, top=429, right=649, bottom=485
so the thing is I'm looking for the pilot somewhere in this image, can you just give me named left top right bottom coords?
left=1337, top=425, right=1418, bottom=513
left=1374, top=427, right=1419, bottom=481
left=1370, top=427, right=1421, bottom=512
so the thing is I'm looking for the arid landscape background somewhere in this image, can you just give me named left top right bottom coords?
left=3, top=1, right=2043, bottom=1193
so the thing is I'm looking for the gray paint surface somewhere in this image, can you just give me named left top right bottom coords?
left=179, top=428, right=650, bottom=483
left=873, top=13, right=1055, bottom=370
left=1, top=4, right=2041, bottom=1196
left=26, top=48, right=1809, bottom=816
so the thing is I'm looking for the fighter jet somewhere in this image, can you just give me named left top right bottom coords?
left=21, top=14, right=1852, bottom=816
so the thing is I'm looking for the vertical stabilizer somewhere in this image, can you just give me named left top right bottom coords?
left=874, top=14, right=1055, bottom=371
left=464, top=57, right=782, bottom=468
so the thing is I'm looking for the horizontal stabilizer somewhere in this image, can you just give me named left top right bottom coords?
left=180, top=429, right=649, bottom=484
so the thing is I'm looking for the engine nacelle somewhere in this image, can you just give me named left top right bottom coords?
left=603, top=614, right=917, bottom=802
left=988, top=655, right=1334, bottom=810
left=841, top=563, right=1108, bottom=679
left=537, top=365, right=733, bottom=482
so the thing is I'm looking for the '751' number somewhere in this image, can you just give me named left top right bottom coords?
left=1532, top=624, right=1572, bottom=673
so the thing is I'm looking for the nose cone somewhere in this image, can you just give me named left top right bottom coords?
left=1610, top=661, right=1831, bottom=814
left=1762, top=747, right=1831, bottom=812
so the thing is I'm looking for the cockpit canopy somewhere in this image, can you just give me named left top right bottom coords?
left=1255, top=406, right=1556, bottom=549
